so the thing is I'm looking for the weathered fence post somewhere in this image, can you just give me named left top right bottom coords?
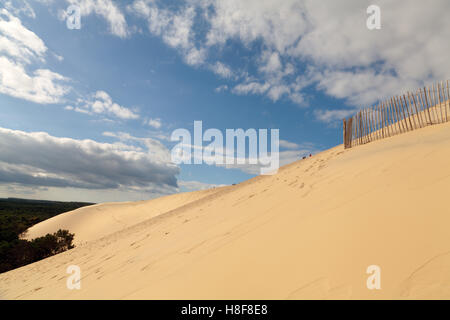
left=403, top=95, right=415, bottom=130
left=423, top=87, right=433, bottom=125
left=409, top=92, right=423, bottom=128
left=386, top=101, right=393, bottom=137
left=343, top=119, right=347, bottom=148
left=447, top=80, right=450, bottom=122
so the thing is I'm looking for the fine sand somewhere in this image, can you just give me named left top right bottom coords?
left=22, top=188, right=223, bottom=245
left=2, top=121, right=450, bottom=299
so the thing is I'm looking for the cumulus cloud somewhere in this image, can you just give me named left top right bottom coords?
left=147, top=118, right=162, bottom=129
left=278, top=140, right=300, bottom=150
left=70, top=90, right=139, bottom=120
left=0, top=8, right=70, bottom=104
left=314, top=108, right=357, bottom=124
left=210, top=62, right=234, bottom=79
left=0, top=57, right=70, bottom=103
left=215, top=84, right=228, bottom=93
left=2, top=1, right=36, bottom=19
left=58, top=0, right=129, bottom=38
left=128, top=0, right=450, bottom=109
left=0, top=8, right=46, bottom=62
left=232, top=81, right=270, bottom=96
left=128, top=0, right=206, bottom=66
left=0, top=127, right=179, bottom=192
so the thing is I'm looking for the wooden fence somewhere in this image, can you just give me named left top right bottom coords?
left=343, top=80, right=450, bottom=149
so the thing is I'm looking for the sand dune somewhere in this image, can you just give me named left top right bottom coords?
left=2, top=121, right=450, bottom=299
left=23, top=188, right=223, bottom=245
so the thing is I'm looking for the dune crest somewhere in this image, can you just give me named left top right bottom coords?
left=22, top=188, right=224, bottom=245
left=2, top=121, right=450, bottom=299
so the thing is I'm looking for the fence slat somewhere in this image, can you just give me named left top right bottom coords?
left=388, top=100, right=396, bottom=136
left=447, top=80, right=450, bottom=122
left=438, top=82, right=446, bottom=123
left=376, top=104, right=379, bottom=139
left=384, top=100, right=394, bottom=136
left=343, top=119, right=346, bottom=148
left=365, top=108, right=370, bottom=143
left=436, top=83, right=443, bottom=123
left=443, top=81, right=448, bottom=122
left=403, top=95, right=415, bottom=130
left=423, top=88, right=432, bottom=125
left=399, top=96, right=410, bottom=131
left=393, top=97, right=403, bottom=133
left=430, top=85, right=436, bottom=123
left=417, top=90, right=425, bottom=125
left=386, top=103, right=392, bottom=137
left=370, top=107, right=376, bottom=140
left=409, top=92, right=423, bottom=128
left=378, top=102, right=384, bottom=139
left=434, top=83, right=442, bottom=123
left=365, top=108, right=369, bottom=143
left=360, top=111, right=364, bottom=145
left=428, top=87, right=435, bottom=124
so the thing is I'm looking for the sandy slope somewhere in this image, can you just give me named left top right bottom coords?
left=2, top=121, right=450, bottom=299
left=23, top=188, right=223, bottom=245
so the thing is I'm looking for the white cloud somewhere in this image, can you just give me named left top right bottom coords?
left=184, top=47, right=206, bottom=66
left=60, top=0, right=129, bottom=38
left=314, top=108, right=357, bottom=124
left=3, top=1, right=36, bottom=19
left=259, top=51, right=282, bottom=74
left=210, top=62, right=233, bottom=79
left=0, top=9, right=71, bottom=104
left=0, top=56, right=70, bottom=104
left=53, top=53, right=64, bottom=62
left=129, top=0, right=450, bottom=109
left=215, top=84, right=228, bottom=93
left=205, top=0, right=307, bottom=52
left=314, top=69, right=421, bottom=107
left=147, top=118, right=162, bottom=129
left=232, top=81, right=270, bottom=96
left=128, top=0, right=205, bottom=65
left=0, top=8, right=46, bottom=62
left=278, top=140, right=299, bottom=150
left=0, top=127, right=179, bottom=192
left=71, top=90, right=139, bottom=120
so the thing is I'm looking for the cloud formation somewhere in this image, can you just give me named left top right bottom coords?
left=146, top=118, right=162, bottom=129
left=0, top=8, right=70, bottom=103
left=2, top=1, right=36, bottom=19
left=128, top=0, right=206, bottom=66
left=128, top=0, right=450, bottom=109
left=59, top=0, right=129, bottom=38
left=0, top=127, right=179, bottom=192
left=68, top=91, right=139, bottom=120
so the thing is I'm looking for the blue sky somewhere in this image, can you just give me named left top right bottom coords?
left=0, top=0, right=448, bottom=202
